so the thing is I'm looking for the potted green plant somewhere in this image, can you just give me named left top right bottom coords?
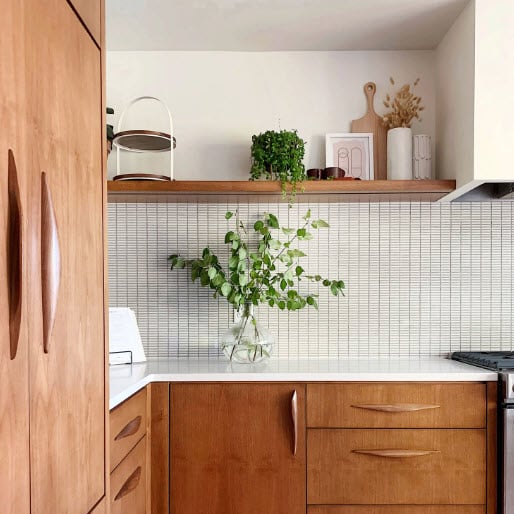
left=250, top=130, right=307, bottom=200
left=169, top=209, right=345, bottom=363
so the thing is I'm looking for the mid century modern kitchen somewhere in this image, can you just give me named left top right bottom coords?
left=2, top=1, right=514, bottom=514
left=104, top=1, right=514, bottom=513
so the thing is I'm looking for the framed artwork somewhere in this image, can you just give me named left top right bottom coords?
left=325, top=133, right=374, bottom=180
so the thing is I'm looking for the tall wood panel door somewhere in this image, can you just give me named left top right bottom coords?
left=170, top=384, right=306, bottom=514
left=25, top=0, right=106, bottom=512
left=0, top=1, right=30, bottom=512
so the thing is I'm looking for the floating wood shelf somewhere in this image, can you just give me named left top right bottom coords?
left=107, top=179, right=456, bottom=203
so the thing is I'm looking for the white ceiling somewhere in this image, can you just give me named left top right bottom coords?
left=106, top=0, right=469, bottom=52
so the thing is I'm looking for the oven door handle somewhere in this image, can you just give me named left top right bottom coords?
left=503, top=406, right=514, bottom=514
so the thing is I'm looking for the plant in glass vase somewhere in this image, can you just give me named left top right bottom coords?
left=168, top=209, right=345, bottom=363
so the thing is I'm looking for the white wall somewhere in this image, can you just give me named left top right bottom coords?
left=107, top=51, right=436, bottom=180
left=436, top=0, right=475, bottom=188
left=474, top=0, right=514, bottom=182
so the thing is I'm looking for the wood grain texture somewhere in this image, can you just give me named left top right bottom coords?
left=26, top=0, right=106, bottom=510
left=351, top=82, right=388, bottom=180
left=170, top=383, right=306, bottom=514
left=67, top=0, right=101, bottom=44
left=487, top=382, right=498, bottom=514
left=111, top=388, right=147, bottom=472
left=111, top=436, right=147, bottom=514
left=0, top=0, right=30, bottom=511
left=307, top=383, right=486, bottom=428
left=307, top=428, right=486, bottom=505
left=150, top=383, right=169, bottom=514
left=308, top=506, right=486, bottom=514
left=89, top=497, right=108, bottom=514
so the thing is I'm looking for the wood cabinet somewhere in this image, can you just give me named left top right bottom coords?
left=67, top=0, right=102, bottom=44
left=170, top=383, right=306, bottom=514
left=109, top=388, right=151, bottom=514
left=0, top=1, right=30, bottom=512
left=307, top=428, right=486, bottom=505
left=111, top=436, right=148, bottom=514
left=307, top=383, right=491, bottom=513
left=0, top=0, right=107, bottom=512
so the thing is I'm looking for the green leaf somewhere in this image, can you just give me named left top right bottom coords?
left=278, top=300, right=286, bottom=310
left=307, top=296, right=318, bottom=309
left=200, top=270, right=210, bottom=286
left=224, top=231, right=236, bottom=244
left=312, top=219, right=330, bottom=229
left=287, top=249, right=307, bottom=259
left=267, top=213, right=279, bottom=229
left=229, top=255, right=239, bottom=268
left=280, top=279, right=287, bottom=291
left=298, top=231, right=313, bottom=241
left=221, top=282, right=232, bottom=297
left=303, top=209, right=311, bottom=220
left=269, top=239, right=282, bottom=250
left=295, top=266, right=304, bottom=277
left=297, top=228, right=307, bottom=238
left=282, top=228, right=295, bottom=236
left=225, top=211, right=233, bottom=220
left=238, top=247, right=247, bottom=260
left=254, top=220, right=264, bottom=231
left=323, top=279, right=331, bottom=287
left=239, top=274, right=249, bottom=286
left=208, top=267, right=217, bottom=280
left=330, top=283, right=340, bottom=296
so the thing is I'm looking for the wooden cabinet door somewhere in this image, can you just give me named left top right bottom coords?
left=67, top=0, right=102, bottom=45
left=25, top=0, right=106, bottom=512
left=170, top=383, right=306, bottom=514
left=0, top=1, right=30, bottom=512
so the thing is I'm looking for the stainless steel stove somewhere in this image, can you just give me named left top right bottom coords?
left=452, top=351, right=513, bottom=513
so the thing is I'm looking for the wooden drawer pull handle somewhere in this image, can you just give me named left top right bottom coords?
left=352, top=403, right=440, bottom=413
left=115, top=416, right=142, bottom=441
left=114, top=466, right=142, bottom=501
left=353, top=449, right=440, bottom=458
left=7, top=150, right=23, bottom=360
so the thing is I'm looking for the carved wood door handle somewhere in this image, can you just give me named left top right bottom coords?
left=7, top=150, right=23, bottom=360
left=353, top=449, right=440, bottom=458
left=41, top=172, right=60, bottom=353
left=114, top=467, right=142, bottom=501
left=351, top=403, right=440, bottom=413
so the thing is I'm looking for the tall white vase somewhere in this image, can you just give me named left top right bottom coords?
left=387, top=127, right=412, bottom=180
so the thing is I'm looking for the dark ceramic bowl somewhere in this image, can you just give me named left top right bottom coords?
left=306, top=168, right=326, bottom=180
left=324, top=167, right=346, bottom=179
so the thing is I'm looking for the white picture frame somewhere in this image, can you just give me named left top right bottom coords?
left=325, top=133, right=374, bottom=180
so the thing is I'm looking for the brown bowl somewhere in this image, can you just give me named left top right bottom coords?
left=324, top=167, right=346, bottom=179
left=307, top=168, right=326, bottom=180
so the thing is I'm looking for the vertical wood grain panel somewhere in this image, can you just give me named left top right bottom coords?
left=0, top=1, right=30, bottom=512
left=151, top=383, right=170, bottom=514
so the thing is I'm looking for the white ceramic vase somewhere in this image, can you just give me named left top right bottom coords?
left=387, top=127, right=413, bottom=180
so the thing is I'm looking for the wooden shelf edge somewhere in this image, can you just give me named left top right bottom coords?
left=107, top=179, right=456, bottom=195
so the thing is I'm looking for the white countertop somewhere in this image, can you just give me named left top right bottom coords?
left=109, top=358, right=497, bottom=410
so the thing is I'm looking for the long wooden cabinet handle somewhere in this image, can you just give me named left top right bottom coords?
left=114, top=466, right=142, bottom=501
left=353, top=449, right=440, bottom=458
left=115, top=416, right=142, bottom=441
left=7, top=150, right=23, bottom=360
left=41, top=172, right=61, bottom=354
left=351, top=403, right=440, bottom=413
left=291, top=390, right=298, bottom=456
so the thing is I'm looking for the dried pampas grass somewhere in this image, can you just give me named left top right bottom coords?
left=382, top=77, right=424, bottom=130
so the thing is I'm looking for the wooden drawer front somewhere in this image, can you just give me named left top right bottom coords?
left=309, top=507, right=485, bottom=514
left=110, top=388, right=147, bottom=472
left=110, top=436, right=147, bottom=514
left=307, top=383, right=486, bottom=428
left=307, top=429, right=486, bottom=505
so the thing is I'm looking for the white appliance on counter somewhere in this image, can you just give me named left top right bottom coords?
left=109, top=307, right=147, bottom=365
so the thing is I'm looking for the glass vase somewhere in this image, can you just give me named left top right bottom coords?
left=220, top=303, right=274, bottom=364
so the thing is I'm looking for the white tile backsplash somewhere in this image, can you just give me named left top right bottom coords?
left=108, top=201, right=514, bottom=359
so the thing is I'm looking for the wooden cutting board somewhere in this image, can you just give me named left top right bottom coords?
left=351, top=82, right=387, bottom=180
